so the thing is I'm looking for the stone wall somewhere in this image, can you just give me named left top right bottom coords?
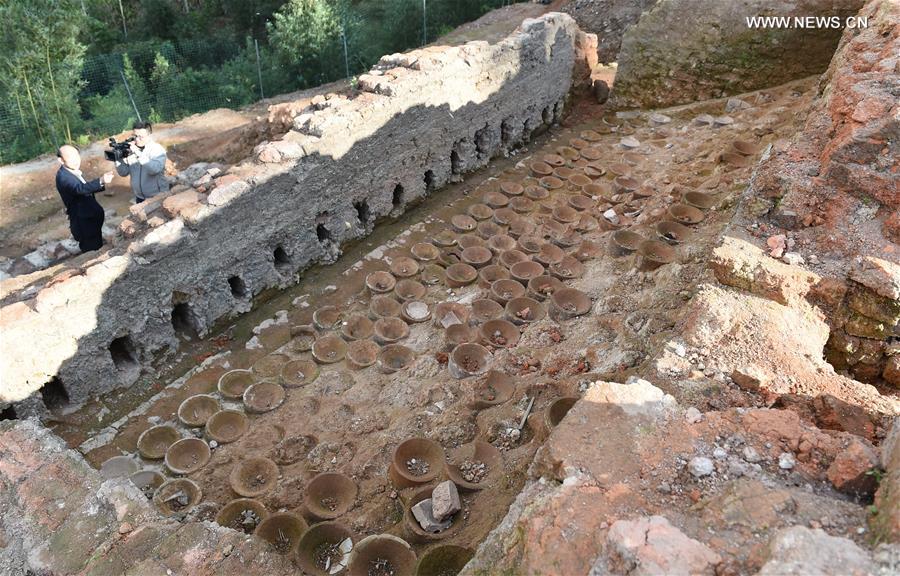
left=610, top=0, right=865, bottom=109
left=557, top=0, right=659, bottom=62
left=0, top=14, right=595, bottom=409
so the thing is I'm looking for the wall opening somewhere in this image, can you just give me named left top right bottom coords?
left=542, top=106, right=553, bottom=124
left=475, top=125, right=490, bottom=156
left=109, top=336, right=138, bottom=371
left=354, top=200, right=371, bottom=225
left=273, top=245, right=291, bottom=268
left=424, top=170, right=436, bottom=194
left=40, top=377, right=69, bottom=412
left=451, top=150, right=461, bottom=174
left=171, top=301, right=200, bottom=340
left=228, top=275, right=248, bottom=298
left=392, top=184, right=405, bottom=207
left=316, top=223, right=332, bottom=243
left=501, top=118, right=514, bottom=146
left=0, top=405, right=17, bottom=420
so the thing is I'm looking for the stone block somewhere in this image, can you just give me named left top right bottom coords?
left=431, top=480, right=461, bottom=521
left=411, top=498, right=451, bottom=533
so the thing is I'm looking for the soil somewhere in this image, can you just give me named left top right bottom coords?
left=314, top=541, right=346, bottom=572
left=406, top=459, right=431, bottom=477
left=368, top=558, right=395, bottom=576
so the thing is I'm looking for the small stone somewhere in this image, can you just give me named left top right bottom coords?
left=684, top=407, right=703, bottom=424
left=411, top=498, right=452, bottom=533
left=742, top=446, right=763, bottom=463
left=118, top=522, right=133, bottom=534
left=779, top=452, right=796, bottom=470
left=782, top=252, right=805, bottom=266
left=713, top=447, right=727, bottom=460
left=688, top=456, right=714, bottom=477
left=209, top=440, right=218, bottom=449
left=223, top=544, right=234, bottom=557
left=431, top=480, right=461, bottom=521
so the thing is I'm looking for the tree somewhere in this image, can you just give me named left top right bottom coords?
left=268, top=0, right=344, bottom=86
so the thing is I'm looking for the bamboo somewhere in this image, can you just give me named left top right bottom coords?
left=45, top=42, right=72, bottom=142
left=20, top=68, right=47, bottom=144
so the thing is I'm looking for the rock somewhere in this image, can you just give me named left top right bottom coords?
left=731, top=366, right=768, bottom=393
left=689, top=456, right=714, bottom=477
left=782, top=252, right=805, bottom=266
left=607, top=515, right=720, bottom=575
left=584, top=377, right=677, bottom=417
left=827, top=438, right=879, bottom=498
left=118, top=522, right=133, bottom=534
left=725, top=97, right=750, bottom=113
left=850, top=257, right=900, bottom=302
left=872, top=419, right=900, bottom=542
left=812, top=394, right=875, bottom=441
left=742, top=446, right=763, bottom=463
left=758, top=526, right=874, bottom=576
left=431, top=480, right=461, bottom=521
left=685, top=407, right=703, bottom=424
left=411, top=498, right=452, bottom=533
left=884, top=356, right=900, bottom=388
left=207, top=179, right=249, bottom=207
left=778, top=452, right=796, bottom=470
left=766, top=235, right=787, bottom=258
left=592, top=79, right=609, bottom=104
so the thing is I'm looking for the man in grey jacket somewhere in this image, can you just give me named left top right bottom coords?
left=115, top=121, right=169, bottom=203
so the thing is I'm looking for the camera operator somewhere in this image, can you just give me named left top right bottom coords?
left=115, top=121, right=169, bottom=203
left=56, top=145, right=113, bottom=253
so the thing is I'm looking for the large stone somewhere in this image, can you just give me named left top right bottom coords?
left=583, top=376, right=677, bottom=417
left=826, top=437, right=880, bottom=497
left=850, top=257, right=900, bottom=302
left=411, top=498, right=452, bottom=533
left=606, top=515, right=721, bottom=576
left=431, top=480, right=461, bottom=521
left=872, top=419, right=900, bottom=542
left=758, top=526, right=874, bottom=575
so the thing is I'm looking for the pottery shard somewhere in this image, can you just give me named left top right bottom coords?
left=431, top=480, right=461, bottom=521
left=411, top=498, right=451, bottom=533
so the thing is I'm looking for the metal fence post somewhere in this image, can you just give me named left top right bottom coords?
left=341, top=27, right=350, bottom=79
left=119, top=68, right=142, bottom=123
left=422, top=0, right=427, bottom=46
left=255, top=39, right=265, bottom=100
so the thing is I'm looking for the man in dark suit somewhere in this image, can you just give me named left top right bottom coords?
left=55, top=145, right=114, bottom=253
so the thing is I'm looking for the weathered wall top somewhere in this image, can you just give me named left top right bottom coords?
left=0, top=13, right=595, bottom=409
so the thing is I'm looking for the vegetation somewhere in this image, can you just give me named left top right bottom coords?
left=0, top=0, right=516, bottom=164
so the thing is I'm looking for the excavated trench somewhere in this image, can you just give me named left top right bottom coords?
left=38, top=73, right=871, bottom=574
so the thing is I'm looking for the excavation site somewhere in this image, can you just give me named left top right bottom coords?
left=0, top=1, right=898, bottom=575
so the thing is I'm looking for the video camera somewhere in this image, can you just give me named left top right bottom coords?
left=104, top=136, right=135, bottom=161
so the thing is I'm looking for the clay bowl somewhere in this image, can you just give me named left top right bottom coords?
left=572, top=239, right=603, bottom=261
left=390, top=438, right=444, bottom=488
left=296, top=521, right=357, bottom=576
left=549, top=256, right=585, bottom=281
left=499, top=249, right=529, bottom=269
left=570, top=137, right=589, bottom=149
left=483, top=191, right=509, bottom=210
left=554, top=166, right=575, bottom=180
left=400, top=300, right=431, bottom=324
left=539, top=176, right=564, bottom=191
left=656, top=220, right=694, bottom=244
left=637, top=239, right=677, bottom=271
left=312, top=334, right=348, bottom=364
left=153, top=478, right=202, bottom=516
left=582, top=127, right=605, bottom=140
left=550, top=227, right=581, bottom=248
left=348, top=534, right=417, bottom=576
left=480, top=319, right=520, bottom=348
left=378, top=344, right=416, bottom=374
left=433, top=302, right=470, bottom=328
left=552, top=204, right=578, bottom=224
left=178, top=394, right=220, bottom=427
left=416, top=545, right=474, bottom=576
left=395, top=279, right=427, bottom=302
left=252, top=353, right=289, bottom=380
left=457, top=234, right=486, bottom=250
left=667, top=203, right=705, bottom=225
left=216, top=498, right=269, bottom=534
left=446, top=441, right=503, bottom=491
left=510, top=260, right=545, bottom=285
left=499, top=181, right=524, bottom=197
left=580, top=147, right=603, bottom=161
left=370, top=295, right=402, bottom=320
left=445, top=323, right=479, bottom=350
left=451, top=214, right=478, bottom=233
left=608, top=162, right=630, bottom=177
left=534, top=243, right=566, bottom=267
left=130, top=469, right=165, bottom=499
left=304, top=472, right=358, bottom=520
left=583, top=182, right=609, bottom=199
left=288, top=324, right=318, bottom=353
left=206, top=409, right=249, bottom=444
left=584, top=164, right=606, bottom=178
left=313, top=305, right=343, bottom=331
left=281, top=358, right=320, bottom=387
left=508, top=217, right=537, bottom=239
left=469, top=370, right=514, bottom=409
left=445, top=263, right=477, bottom=288
left=217, top=369, right=256, bottom=400
left=526, top=275, right=564, bottom=301
left=613, top=175, right=639, bottom=193
left=609, top=230, right=644, bottom=257
left=524, top=185, right=549, bottom=202
left=467, top=203, right=494, bottom=221
left=433, top=231, right=457, bottom=248
left=243, top=381, right=286, bottom=414
left=420, top=264, right=446, bottom=286
left=403, top=486, right=463, bottom=543
left=682, top=191, right=717, bottom=210
left=488, top=233, right=516, bottom=254
left=347, top=339, right=379, bottom=370
left=102, top=457, right=135, bottom=482
left=461, top=245, right=493, bottom=269
left=448, top=343, right=491, bottom=379
left=509, top=196, right=535, bottom=214
left=568, top=195, right=594, bottom=212
left=165, top=437, right=211, bottom=475
left=366, top=271, right=397, bottom=295
left=542, top=153, right=566, bottom=167
left=515, top=235, right=543, bottom=255
left=546, top=397, right=579, bottom=430
left=558, top=146, right=581, bottom=161
left=731, top=139, right=759, bottom=156
left=272, top=434, right=319, bottom=466
left=549, top=288, right=592, bottom=321
left=530, top=161, right=554, bottom=177
left=137, top=425, right=181, bottom=460
left=391, top=256, right=420, bottom=278
left=470, top=298, right=504, bottom=324
left=476, top=221, right=502, bottom=240
left=411, top=242, right=440, bottom=262
left=374, top=317, right=410, bottom=344
left=492, top=207, right=517, bottom=227
left=478, top=264, right=510, bottom=289
left=255, top=511, right=309, bottom=555
left=490, top=278, right=526, bottom=306
left=720, top=151, right=753, bottom=168
left=505, top=297, right=546, bottom=325
left=568, top=173, right=593, bottom=191
left=230, top=457, right=279, bottom=498
left=341, top=314, right=375, bottom=341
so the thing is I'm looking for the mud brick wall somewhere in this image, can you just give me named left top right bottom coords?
left=0, top=14, right=595, bottom=409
